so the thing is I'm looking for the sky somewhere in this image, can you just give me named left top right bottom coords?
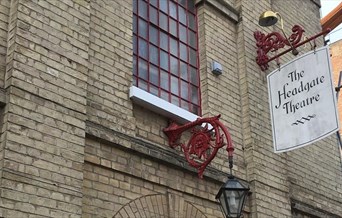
left=321, top=0, right=342, bottom=44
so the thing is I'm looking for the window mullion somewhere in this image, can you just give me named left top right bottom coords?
left=176, top=1, right=181, bottom=108
left=195, top=2, right=201, bottom=115
left=136, top=1, right=140, bottom=88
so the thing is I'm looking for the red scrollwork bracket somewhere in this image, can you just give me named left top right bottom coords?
left=254, top=25, right=331, bottom=71
left=254, top=25, right=305, bottom=71
left=163, top=115, right=234, bottom=179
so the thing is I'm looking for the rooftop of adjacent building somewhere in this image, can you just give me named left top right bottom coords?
left=321, top=0, right=342, bottom=44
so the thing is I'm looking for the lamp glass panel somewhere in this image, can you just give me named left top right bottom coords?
left=217, top=178, right=249, bottom=218
left=224, top=190, right=239, bottom=217
left=219, top=192, right=228, bottom=216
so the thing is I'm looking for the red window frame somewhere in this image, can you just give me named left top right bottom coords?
left=133, top=0, right=201, bottom=115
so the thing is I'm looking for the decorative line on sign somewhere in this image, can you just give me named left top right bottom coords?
left=291, top=114, right=316, bottom=125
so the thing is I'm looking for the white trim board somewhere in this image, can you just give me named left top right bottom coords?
left=129, top=86, right=199, bottom=124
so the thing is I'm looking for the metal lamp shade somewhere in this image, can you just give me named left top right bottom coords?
left=259, top=10, right=278, bottom=27
left=216, top=176, right=250, bottom=218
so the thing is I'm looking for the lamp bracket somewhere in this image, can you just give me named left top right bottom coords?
left=163, top=115, right=234, bottom=179
left=254, top=25, right=331, bottom=71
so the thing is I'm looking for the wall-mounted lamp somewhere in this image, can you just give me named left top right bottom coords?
left=163, top=115, right=250, bottom=217
left=259, top=11, right=298, bottom=55
left=216, top=175, right=250, bottom=218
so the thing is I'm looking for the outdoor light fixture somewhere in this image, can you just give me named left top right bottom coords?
left=258, top=10, right=278, bottom=27
left=254, top=11, right=330, bottom=71
left=163, top=115, right=250, bottom=217
left=216, top=175, right=250, bottom=218
left=259, top=10, right=298, bottom=55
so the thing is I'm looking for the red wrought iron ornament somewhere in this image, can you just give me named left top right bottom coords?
left=254, top=25, right=305, bottom=71
left=163, top=115, right=234, bottom=178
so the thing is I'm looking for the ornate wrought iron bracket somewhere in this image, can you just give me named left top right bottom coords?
left=254, top=25, right=331, bottom=71
left=163, top=115, right=234, bottom=178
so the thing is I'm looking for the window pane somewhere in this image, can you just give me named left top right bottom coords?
left=188, top=0, right=195, bottom=12
left=181, top=81, right=188, bottom=99
left=133, top=0, right=137, bottom=14
left=169, top=1, right=177, bottom=19
left=149, top=44, right=158, bottom=65
left=189, top=30, right=196, bottom=48
left=133, top=35, right=137, bottom=54
left=170, top=56, right=179, bottom=75
left=178, top=6, right=186, bottom=24
left=179, top=25, right=187, bottom=42
left=190, top=104, right=199, bottom=114
left=150, top=6, right=158, bottom=25
left=139, top=1, right=147, bottom=19
left=189, top=48, right=196, bottom=66
left=188, top=14, right=196, bottom=30
left=161, top=90, right=169, bottom=101
left=150, top=65, right=159, bottom=86
left=170, top=19, right=177, bottom=37
left=160, top=0, right=168, bottom=13
left=139, top=80, right=148, bottom=91
left=133, top=56, right=137, bottom=75
left=133, top=76, right=137, bottom=86
left=160, top=32, right=168, bottom=51
left=171, top=95, right=179, bottom=106
left=180, top=61, right=188, bottom=80
left=139, top=19, right=148, bottom=39
left=133, top=15, right=137, bottom=33
left=179, top=0, right=186, bottom=8
left=161, top=70, right=169, bottom=90
left=150, top=85, right=159, bottom=96
left=138, top=59, right=148, bottom=80
left=181, top=100, right=189, bottom=111
left=180, top=43, right=187, bottom=61
left=170, top=38, right=178, bottom=56
left=160, top=50, right=169, bottom=70
left=191, top=85, right=198, bottom=103
left=138, top=38, right=148, bottom=59
left=150, top=0, right=158, bottom=7
left=190, top=66, right=198, bottom=85
left=150, top=26, right=158, bottom=45
left=159, top=12, right=168, bottom=31
left=171, top=76, right=179, bottom=95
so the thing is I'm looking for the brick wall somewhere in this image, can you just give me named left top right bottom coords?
left=0, top=0, right=341, bottom=217
left=0, top=0, right=10, bottom=198
left=83, top=138, right=228, bottom=218
left=331, top=39, right=342, bottom=131
left=236, top=0, right=290, bottom=216
left=0, top=0, right=89, bottom=217
left=87, top=0, right=136, bottom=138
left=196, top=1, right=245, bottom=177
left=0, top=0, right=9, bottom=88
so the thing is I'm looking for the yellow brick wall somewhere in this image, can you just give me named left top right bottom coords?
left=331, top=40, right=342, bottom=132
left=0, top=0, right=341, bottom=217
left=83, top=138, right=235, bottom=218
left=87, top=0, right=136, bottom=137
left=197, top=2, right=246, bottom=178
left=1, top=0, right=89, bottom=216
left=0, top=0, right=9, bottom=198
left=86, top=0, right=243, bottom=178
left=0, top=0, right=9, bottom=88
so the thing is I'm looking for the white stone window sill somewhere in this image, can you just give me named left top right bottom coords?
left=129, top=86, right=199, bottom=124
